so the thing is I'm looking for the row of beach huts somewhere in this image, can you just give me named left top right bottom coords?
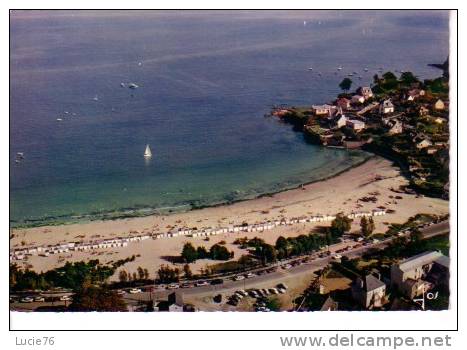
left=10, top=209, right=386, bottom=262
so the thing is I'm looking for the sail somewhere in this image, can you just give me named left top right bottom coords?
left=144, top=144, right=152, bottom=157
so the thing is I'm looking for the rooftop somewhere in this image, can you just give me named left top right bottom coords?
left=397, top=251, right=448, bottom=272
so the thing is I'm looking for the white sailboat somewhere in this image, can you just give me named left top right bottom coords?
left=144, top=144, right=152, bottom=158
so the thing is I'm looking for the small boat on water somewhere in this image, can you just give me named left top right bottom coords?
left=364, top=68, right=369, bottom=72
left=144, top=144, right=152, bottom=158
left=56, top=118, right=63, bottom=121
left=17, top=152, right=24, bottom=158
left=308, top=67, right=313, bottom=71
left=120, top=82, right=125, bottom=87
left=337, top=66, right=343, bottom=71
left=128, top=83, right=139, bottom=89
left=93, top=95, right=99, bottom=101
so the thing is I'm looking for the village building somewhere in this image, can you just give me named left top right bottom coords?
left=331, top=114, right=347, bottom=129
left=406, top=89, right=425, bottom=101
left=357, top=86, right=374, bottom=100
left=312, top=104, right=335, bottom=116
left=335, top=97, right=351, bottom=109
left=386, top=119, right=403, bottom=135
left=380, top=99, right=395, bottom=114
left=346, top=119, right=365, bottom=131
left=154, top=292, right=186, bottom=312
left=390, top=251, right=450, bottom=299
left=416, top=139, right=433, bottom=149
left=351, top=273, right=387, bottom=309
left=319, top=296, right=338, bottom=311
left=419, top=105, right=430, bottom=116
left=351, top=95, right=365, bottom=104
left=434, top=99, right=446, bottom=110
left=434, top=117, right=445, bottom=124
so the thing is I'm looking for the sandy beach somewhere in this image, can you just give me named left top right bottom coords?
left=10, top=157, right=449, bottom=278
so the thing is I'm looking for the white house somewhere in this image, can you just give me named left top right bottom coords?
left=346, top=119, right=365, bottom=131
left=434, top=99, right=445, bottom=110
left=312, top=104, right=334, bottom=116
left=357, top=86, right=373, bottom=99
left=416, top=139, right=433, bottom=149
left=351, top=95, right=365, bottom=104
left=332, top=114, right=347, bottom=129
left=380, top=99, right=394, bottom=114
left=351, top=274, right=386, bottom=309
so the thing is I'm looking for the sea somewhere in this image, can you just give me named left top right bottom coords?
left=10, top=10, right=450, bottom=226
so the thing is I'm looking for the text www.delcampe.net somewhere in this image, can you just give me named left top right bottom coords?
left=279, top=334, right=453, bottom=348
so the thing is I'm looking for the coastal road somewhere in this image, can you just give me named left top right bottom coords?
left=122, top=220, right=450, bottom=305
left=420, top=221, right=450, bottom=238
left=12, top=221, right=448, bottom=310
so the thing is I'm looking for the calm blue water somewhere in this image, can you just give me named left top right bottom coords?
left=10, top=10, right=450, bottom=225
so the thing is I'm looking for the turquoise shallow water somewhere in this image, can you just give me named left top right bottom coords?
left=9, top=10, right=449, bottom=226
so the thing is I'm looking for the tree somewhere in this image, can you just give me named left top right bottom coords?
left=183, top=264, right=193, bottom=279
left=330, top=214, right=352, bottom=238
left=360, top=216, right=375, bottom=237
left=410, top=229, right=423, bottom=244
left=209, top=244, right=234, bottom=261
left=382, top=71, right=397, bottom=81
left=137, top=266, right=145, bottom=280
left=196, top=246, right=209, bottom=259
left=157, top=265, right=180, bottom=283
left=118, top=270, right=128, bottom=283
left=373, top=74, right=380, bottom=85
left=275, top=236, right=290, bottom=259
left=265, top=297, right=282, bottom=311
left=143, top=268, right=149, bottom=280
left=257, top=243, right=277, bottom=265
left=69, top=286, right=127, bottom=312
left=339, top=78, right=353, bottom=92
left=400, top=71, right=419, bottom=86
left=181, top=242, right=198, bottom=263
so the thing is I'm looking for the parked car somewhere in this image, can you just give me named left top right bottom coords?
left=34, top=296, right=45, bottom=302
left=181, top=283, right=194, bottom=289
left=282, top=264, right=292, bottom=270
left=234, top=292, right=244, bottom=299
left=210, top=279, right=224, bottom=285
left=167, top=283, right=179, bottom=290
left=277, top=283, right=288, bottom=290
left=195, top=281, right=209, bottom=287
left=234, top=275, right=245, bottom=281
left=245, top=272, right=256, bottom=278
left=60, top=295, right=73, bottom=301
left=237, top=290, right=248, bottom=297
left=248, top=290, right=259, bottom=298
left=227, top=299, right=238, bottom=306
left=116, top=290, right=126, bottom=295
left=128, top=288, right=142, bottom=294
left=20, top=296, right=34, bottom=303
